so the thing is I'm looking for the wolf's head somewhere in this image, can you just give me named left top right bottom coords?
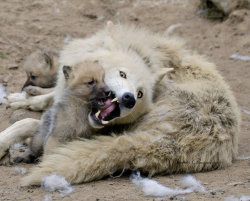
left=87, top=49, right=171, bottom=128
left=87, top=22, right=173, bottom=128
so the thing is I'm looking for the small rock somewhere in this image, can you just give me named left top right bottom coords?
left=214, top=44, right=220, bottom=48
left=227, top=181, right=245, bottom=186
left=97, top=15, right=104, bottom=21
left=210, top=191, right=216, bottom=195
left=8, top=63, right=19, bottom=70
left=83, top=14, right=97, bottom=19
left=1, top=74, right=13, bottom=86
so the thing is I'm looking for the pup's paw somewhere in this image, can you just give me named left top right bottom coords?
left=0, top=152, right=11, bottom=166
left=24, top=86, right=42, bottom=96
left=13, top=152, right=36, bottom=164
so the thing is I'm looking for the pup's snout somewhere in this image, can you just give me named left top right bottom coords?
left=104, top=88, right=111, bottom=97
left=122, top=92, right=136, bottom=108
left=21, top=79, right=34, bottom=91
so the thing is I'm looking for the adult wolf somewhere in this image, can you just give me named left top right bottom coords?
left=5, top=22, right=240, bottom=185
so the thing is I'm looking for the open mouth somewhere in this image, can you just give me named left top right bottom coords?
left=90, top=92, right=120, bottom=126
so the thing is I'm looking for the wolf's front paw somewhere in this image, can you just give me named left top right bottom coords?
left=7, top=92, right=53, bottom=111
left=7, top=92, right=27, bottom=103
left=6, top=92, right=30, bottom=110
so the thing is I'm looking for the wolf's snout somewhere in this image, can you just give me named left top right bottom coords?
left=122, top=92, right=136, bottom=108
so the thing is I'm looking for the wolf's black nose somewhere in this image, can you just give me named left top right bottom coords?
left=122, top=92, right=136, bottom=108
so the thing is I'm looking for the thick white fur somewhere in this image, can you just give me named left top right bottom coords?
left=6, top=23, right=240, bottom=185
left=0, top=118, right=40, bottom=164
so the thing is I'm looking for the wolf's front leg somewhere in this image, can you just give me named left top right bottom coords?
left=7, top=92, right=54, bottom=111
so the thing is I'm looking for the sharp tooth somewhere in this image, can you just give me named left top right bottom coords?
left=108, top=91, right=111, bottom=96
left=95, top=110, right=101, bottom=118
left=111, top=97, right=118, bottom=103
left=101, top=120, right=109, bottom=124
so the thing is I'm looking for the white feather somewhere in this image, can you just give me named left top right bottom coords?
left=130, top=171, right=193, bottom=197
left=41, top=173, right=74, bottom=196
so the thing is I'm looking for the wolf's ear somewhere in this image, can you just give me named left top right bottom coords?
left=154, top=68, right=174, bottom=84
left=104, top=21, right=118, bottom=50
left=63, top=65, right=72, bottom=80
left=106, top=21, right=116, bottom=38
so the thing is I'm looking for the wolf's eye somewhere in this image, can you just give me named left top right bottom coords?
left=120, top=71, right=127, bottom=79
left=137, top=91, right=143, bottom=98
left=88, top=80, right=95, bottom=85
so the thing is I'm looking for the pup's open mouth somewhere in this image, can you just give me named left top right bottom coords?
left=90, top=92, right=120, bottom=126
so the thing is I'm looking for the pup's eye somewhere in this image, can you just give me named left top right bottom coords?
left=88, top=80, right=95, bottom=85
left=120, top=71, right=127, bottom=79
left=30, top=75, right=36, bottom=80
left=137, top=91, right=143, bottom=98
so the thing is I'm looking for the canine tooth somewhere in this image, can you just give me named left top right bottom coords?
left=101, top=120, right=109, bottom=124
left=108, top=91, right=111, bottom=96
left=111, top=97, right=118, bottom=103
left=95, top=110, right=101, bottom=118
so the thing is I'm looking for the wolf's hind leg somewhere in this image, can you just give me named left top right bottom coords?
left=0, top=118, right=40, bottom=165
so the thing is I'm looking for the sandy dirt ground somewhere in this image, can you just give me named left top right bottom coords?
left=0, top=0, right=249, bottom=200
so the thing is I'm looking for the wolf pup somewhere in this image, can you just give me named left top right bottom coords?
left=22, top=50, right=59, bottom=96
left=14, top=61, right=110, bottom=163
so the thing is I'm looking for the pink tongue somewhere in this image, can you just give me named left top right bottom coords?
left=104, top=98, right=112, bottom=107
left=99, top=98, right=116, bottom=119
left=100, top=103, right=116, bottom=119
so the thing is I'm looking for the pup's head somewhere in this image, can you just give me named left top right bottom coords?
left=22, top=50, right=58, bottom=90
left=87, top=50, right=172, bottom=129
left=63, top=61, right=111, bottom=111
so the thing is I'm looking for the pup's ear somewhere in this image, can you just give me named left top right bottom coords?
left=155, top=68, right=174, bottom=84
left=63, top=65, right=72, bottom=80
left=43, top=50, right=59, bottom=69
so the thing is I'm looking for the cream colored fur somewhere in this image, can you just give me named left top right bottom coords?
left=9, top=23, right=241, bottom=185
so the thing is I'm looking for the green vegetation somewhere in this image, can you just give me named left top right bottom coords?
left=0, top=52, right=7, bottom=59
